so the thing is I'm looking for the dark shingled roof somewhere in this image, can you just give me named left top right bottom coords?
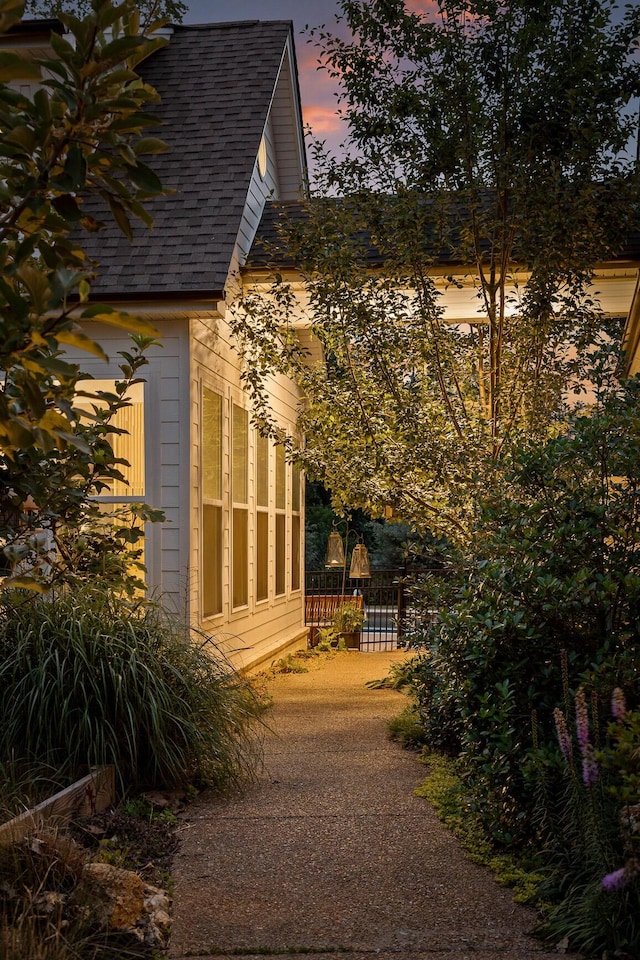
left=252, top=199, right=640, bottom=270
left=83, top=21, right=294, bottom=300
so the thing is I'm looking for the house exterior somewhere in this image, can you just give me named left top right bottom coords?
left=248, top=202, right=640, bottom=419
left=8, top=17, right=639, bottom=672
left=31, top=20, right=310, bottom=672
left=623, top=270, right=640, bottom=375
left=251, top=201, right=640, bottom=324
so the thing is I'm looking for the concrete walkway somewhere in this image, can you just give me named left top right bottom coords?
left=169, top=650, right=575, bottom=960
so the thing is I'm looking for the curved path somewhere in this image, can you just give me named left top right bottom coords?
left=169, top=650, right=578, bottom=960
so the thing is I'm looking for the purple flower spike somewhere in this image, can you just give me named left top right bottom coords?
left=602, top=868, right=628, bottom=891
left=554, top=707, right=572, bottom=765
left=611, top=687, right=626, bottom=724
left=575, top=687, right=590, bottom=757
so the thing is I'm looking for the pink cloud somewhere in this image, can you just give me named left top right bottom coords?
left=404, top=0, right=438, bottom=12
left=303, top=103, right=344, bottom=136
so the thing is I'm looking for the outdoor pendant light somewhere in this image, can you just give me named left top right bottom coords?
left=349, top=542, right=371, bottom=579
left=325, top=530, right=346, bottom=568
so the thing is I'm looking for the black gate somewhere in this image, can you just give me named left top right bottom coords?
left=305, top=569, right=407, bottom=651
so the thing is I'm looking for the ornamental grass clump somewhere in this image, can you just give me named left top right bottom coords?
left=0, top=587, right=264, bottom=794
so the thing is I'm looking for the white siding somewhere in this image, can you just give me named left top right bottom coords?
left=234, top=114, right=281, bottom=270
left=190, top=313, right=306, bottom=671
left=67, top=320, right=190, bottom=614
left=227, top=40, right=306, bottom=296
left=270, top=43, right=307, bottom=201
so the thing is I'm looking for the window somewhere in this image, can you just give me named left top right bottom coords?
left=75, top=379, right=146, bottom=579
left=76, top=380, right=145, bottom=497
left=257, top=135, right=267, bottom=179
left=256, top=432, right=269, bottom=602
left=202, top=387, right=223, bottom=618
left=232, top=403, right=249, bottom=608
left=275, top=442, right=286, bottom=596
left=291, top=463, right=301, bottom=592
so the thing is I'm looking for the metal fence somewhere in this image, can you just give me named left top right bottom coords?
left=305, top=569, right=406, bottom=650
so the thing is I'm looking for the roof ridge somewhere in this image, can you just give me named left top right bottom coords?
left=172, top=20, right=292, bottom=30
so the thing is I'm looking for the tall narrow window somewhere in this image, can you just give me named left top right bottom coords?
left=256, top=432, right=269, bottom=602
left=76, top=380, right=145, bottom=497
left=275, top=442, right=286, bottom=596
left=291, top=463, right=301, bottom=592
left=232, top=404, right=249, bottom=608
left=202, top=387, right=223, bottom=618
left=75, top=379, right=146, bottom=578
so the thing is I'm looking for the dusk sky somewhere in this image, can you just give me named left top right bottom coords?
left=184, top=0, right=348, bottom=156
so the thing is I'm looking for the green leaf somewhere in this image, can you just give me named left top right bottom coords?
left=106, top=194, right=133, bottom=240
left=52, top=193, right=84, bottom=222
left=0, top=0, right=25, bottom=35
left=64, top=146, right=88, bottom=191
left=48, top=30, right=79, bottom=63
left=126, top=159, right=163, bottom=194
left=0, top=575, right=47, bottom=593
left=0, top=51, right=41, bottom=83
left=16, top=264, right=51, bottom=316
left=38, top=355, right=81, bottom=379
left=0, top=418, right=35, bottom=450
left=56, top=329, right=108, bottom=359
left=4, top=125, right=37, bottom=153
left=20, top=373, right=47, bottom=419
left=80, top=304, right=159, bottom=338
left=98, top=35, right=147, bottom=65
left=134, top=137, right=168, bottom=156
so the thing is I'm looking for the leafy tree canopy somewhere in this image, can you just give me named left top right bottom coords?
left=0, top=0, right=167, bottom=590
left=24, top=0, right=186, bottom=30
left=234, top=0, right=640, bottom=540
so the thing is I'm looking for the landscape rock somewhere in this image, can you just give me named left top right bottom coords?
left=72, top=861, right=172, bottom=948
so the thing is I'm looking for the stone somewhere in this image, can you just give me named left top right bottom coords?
left=76, top=862, right=145, bottom=931
left=71, top=862, right=172, bottom=949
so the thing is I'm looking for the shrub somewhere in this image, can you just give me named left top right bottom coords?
left=406, top=378, right=640, bottom=846
left=0, top=587, right=264, bottom=793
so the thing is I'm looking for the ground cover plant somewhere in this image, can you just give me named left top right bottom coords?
left=0, top=586, right=265, bottom=794
left=401, top=373, right=640, bottom=953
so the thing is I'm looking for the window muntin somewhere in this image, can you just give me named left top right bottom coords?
left=74, top=379, right=146, bottom=588
left=275, top=442, right=286, bottom=596
left=291, top=463, right=301, bottom=592
left=202, top=387, right=223, bottom=618
left=275, top=512, right=286, bottom=596
left=275, top=442, right=286, bottom=510
left=256, top=433, right=269, bottom=602
left=232, top=403, right=249, bottom=608
left=256, top=433, right=269, bottom=508
left=232, top=403, right=248, bottom=505
left=256, top=510, right=269, bottom=602
left=232, top=507, right=248, bottom=608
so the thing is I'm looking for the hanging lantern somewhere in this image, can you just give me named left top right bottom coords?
left=325, top=530, right=346, bottom=568
left=349, top=542, right=371, bottom=579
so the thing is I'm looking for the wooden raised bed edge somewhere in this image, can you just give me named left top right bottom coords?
left=0, top=765, right=115, bottom=845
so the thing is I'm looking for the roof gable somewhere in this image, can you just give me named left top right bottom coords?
left=81, top=20, right=306, bottom=300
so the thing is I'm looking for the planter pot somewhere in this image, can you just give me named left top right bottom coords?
left=340, top=631, right=361, bottom=650
left=0, top=766, right=115, bottom=845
